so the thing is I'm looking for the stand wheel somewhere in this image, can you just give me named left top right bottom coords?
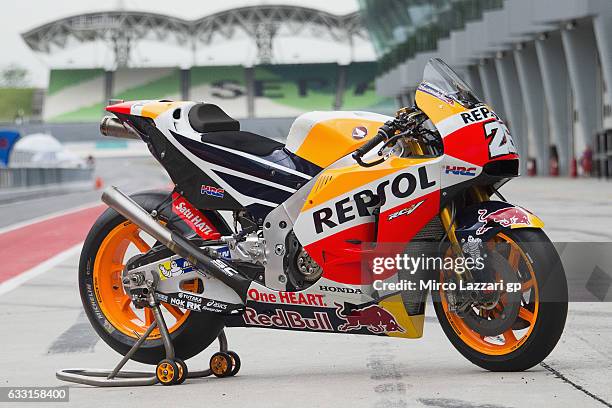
left=156, top=359, right=179, bottom=385
left=227, top=351, right=241, bottom=376
left=174, top=358, right=188, bottom=385
left=210, top=352, right=233, bottom=378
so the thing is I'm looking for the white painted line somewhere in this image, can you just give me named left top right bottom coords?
left=0, top=243, right=83, bottom=297
left=0, top=202, right=102, bottom=236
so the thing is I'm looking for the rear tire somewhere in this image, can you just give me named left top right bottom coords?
left=79, top=192, right=225, bottom=365
left=433, top=228, right=568, bottom=371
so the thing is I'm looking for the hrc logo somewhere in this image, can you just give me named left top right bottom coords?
left=445, top=165, right=476, bottom=176
left=201, top=185, right=225, bottom=198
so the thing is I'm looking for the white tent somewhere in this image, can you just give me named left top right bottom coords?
left=9, top=133, right=86, bottom=168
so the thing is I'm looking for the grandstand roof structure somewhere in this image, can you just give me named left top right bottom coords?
left=21, top=6, right=367, bottom=67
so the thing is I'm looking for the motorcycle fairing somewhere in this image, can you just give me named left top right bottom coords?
left=170, top=131, right=309, bottom=206
left=415, top=85, right=521, bottom=211
left=454, top=200, right=544, bottom=243
left=293, top=156, right=441, bottom=285
left=122, top=112, right=246, bottom=211
left=225, top=281, right=425, bottom=338
left=106, top=100, right=183, bottom=119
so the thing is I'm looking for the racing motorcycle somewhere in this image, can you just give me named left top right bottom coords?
left=80, top=58, right=567, bottom=380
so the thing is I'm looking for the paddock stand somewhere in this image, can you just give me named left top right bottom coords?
left=57, top=292, right=240, bottom=387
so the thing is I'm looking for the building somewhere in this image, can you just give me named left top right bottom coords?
left=18, top=7, right=394, bottom=125
left=362, top=0, right=612, bottom=176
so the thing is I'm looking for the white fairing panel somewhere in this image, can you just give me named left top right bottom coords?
left=285, top=111, right=392, bottom=154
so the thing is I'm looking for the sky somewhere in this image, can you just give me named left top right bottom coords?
left=0, top=0, right=374, bottom=87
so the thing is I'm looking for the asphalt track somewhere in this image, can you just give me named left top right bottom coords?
left=0, top=159, right=611, bottom=408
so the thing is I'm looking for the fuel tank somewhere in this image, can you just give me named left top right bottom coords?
left=285, top=111, right=392, bottom=168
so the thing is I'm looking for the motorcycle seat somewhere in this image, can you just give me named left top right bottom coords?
left=201, top=131, right=284, bottom=157
left=190, top=102, right=284, bottom=156
left=189, top=103, right=240, bottom=133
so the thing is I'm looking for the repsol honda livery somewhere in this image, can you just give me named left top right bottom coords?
left=80, top=59, right=567, bottom=376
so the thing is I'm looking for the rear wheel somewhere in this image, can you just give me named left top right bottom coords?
left=79, top=192, right=225, bottom=365
left=433, top=228, right=568, bottom=371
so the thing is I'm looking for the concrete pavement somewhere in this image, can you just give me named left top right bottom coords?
left=0, top=176, right=610, bottom=407
left=0, top=258, right=609, bottom=408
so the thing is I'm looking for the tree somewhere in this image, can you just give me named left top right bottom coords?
left=0, top=64, right=30, bottom=88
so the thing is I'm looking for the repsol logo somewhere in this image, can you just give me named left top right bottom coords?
left=460, top=106, right=500, bottom=124
left=312, top=166, right=435, bottom=234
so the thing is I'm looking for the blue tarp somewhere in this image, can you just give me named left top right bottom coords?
left=0, top=130, right=20, bottom=166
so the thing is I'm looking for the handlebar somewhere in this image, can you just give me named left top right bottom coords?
left=353, top=131, right=387, bottom=158
left=352, top=120, right=395, bottom=167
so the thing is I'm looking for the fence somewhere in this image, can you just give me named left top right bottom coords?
left=0, top=167, right=94, bottom=189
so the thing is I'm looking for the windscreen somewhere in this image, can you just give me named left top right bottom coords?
left=421, top=58, right=481, bottom=108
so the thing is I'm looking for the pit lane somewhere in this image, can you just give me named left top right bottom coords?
left=0, top=164, right=610, bottom=408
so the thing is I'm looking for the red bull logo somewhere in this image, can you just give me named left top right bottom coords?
left=335, top=302, right=404, bottom=334
left=243, top=307, right=334, bottom=331
left=476, top=207, right=531, bottom=235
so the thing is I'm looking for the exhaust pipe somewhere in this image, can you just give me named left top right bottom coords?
left=102, top=186, right=250, bottom=302
left=100, top=116, right=141, bottom=140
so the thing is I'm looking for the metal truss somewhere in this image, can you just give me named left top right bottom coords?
left=22, top=6, right=367, bottom=67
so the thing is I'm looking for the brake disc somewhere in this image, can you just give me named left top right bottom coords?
left=461, top=250, right=521, bottom=337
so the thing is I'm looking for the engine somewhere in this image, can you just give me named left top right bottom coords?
left=284, top=231, right=323, bottom=290
left=225, top=229, right=322, bottom=291
left=226, top=231, right=266, bottom=265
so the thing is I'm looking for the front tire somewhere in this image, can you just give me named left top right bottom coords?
left=433, top=228, right=568, bottom=371
left=79, top=192, right=225, bottom=365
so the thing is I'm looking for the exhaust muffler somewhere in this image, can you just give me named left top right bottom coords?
left=102, top=186, right=250, bottom=301
left=100, top=116, right=141, bottom=140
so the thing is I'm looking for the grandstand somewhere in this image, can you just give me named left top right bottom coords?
left=254, top=63, right=338, bottom=118
left=41, top=62, right=392, bottom=123
left=17, top=7, right=386, bottom=125
left=43, top=69, right=105, bottom=122
left=342, top=62, right=395, bottom=113
left=44, top=68, right=182, bottom=123
left=189, top=66, right=248, bottom=119
left=113, top=68, right=181, bottom=102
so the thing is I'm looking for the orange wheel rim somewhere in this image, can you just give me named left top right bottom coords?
left=441, top=232, right=539, bottom=355
left=157, top=363, right=175, bottom=382
left=93, top=221, right=190, bottom=339
left=212, top=356, right=228, bottom=373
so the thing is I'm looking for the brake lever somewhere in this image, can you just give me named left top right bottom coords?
left=376, top=131, right=414, bottom=156
left=352, top=119, right=403, bottom=167
left=353, top=154, right=386, bottom=168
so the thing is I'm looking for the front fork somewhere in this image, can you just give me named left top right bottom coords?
left=440, top=186, right=490, bottom=282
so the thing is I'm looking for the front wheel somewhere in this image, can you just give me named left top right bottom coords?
left=433, top=228, right=568, bottom=371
